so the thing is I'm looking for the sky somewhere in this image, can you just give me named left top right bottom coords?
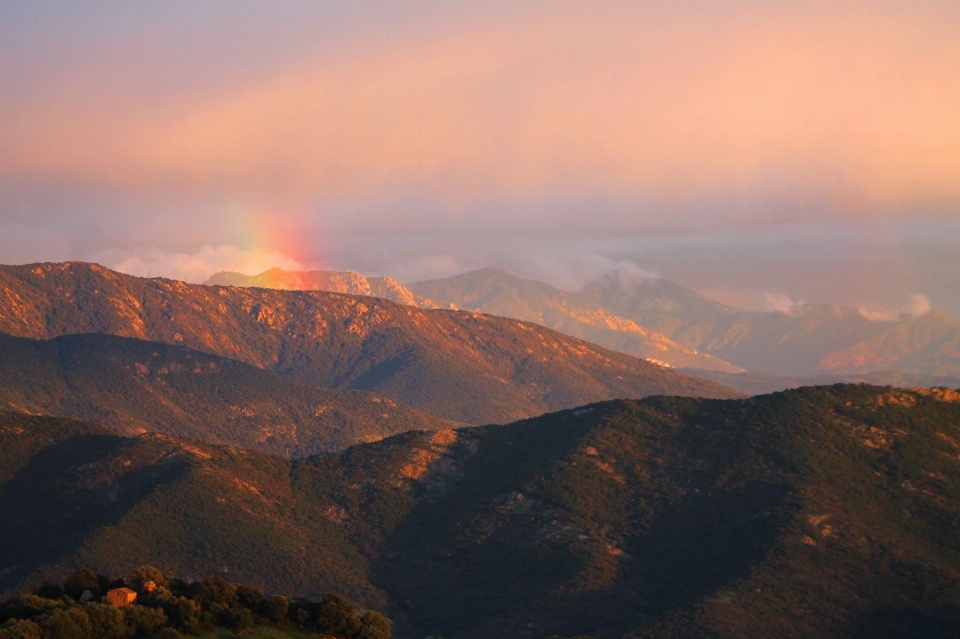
left=1, top=0, right=958, bottom=316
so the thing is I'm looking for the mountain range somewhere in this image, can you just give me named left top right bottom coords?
left=212, top=266, right=960, bottom=379
left=0, top=262, right=738, bottom=425
left=3, top=384, right=959, bottom=639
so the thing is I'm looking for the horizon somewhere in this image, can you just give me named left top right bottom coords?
left=2, top=0, right=958, bottom=316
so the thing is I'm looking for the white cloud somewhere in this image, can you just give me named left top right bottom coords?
left=761, top=292, right=803, bottom=315
left=102, top=244, right=309, bottom=284
left=857, top=292, right=932, bottom=321
left=906, top=292, right=932, bottom=316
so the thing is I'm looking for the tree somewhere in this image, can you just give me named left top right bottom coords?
left=63, top=569, right=100, bottom=600
left=358, top=610, right=391, bottom=639
left=262, top=595, right=288, bottom=625
left=0, top=619, right=41, bottom=639
left=318, top=594, right=362, bottom=637
left=128, top=566, right=168, bottom=591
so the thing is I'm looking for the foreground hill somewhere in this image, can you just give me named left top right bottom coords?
left=3, top=383, right=959, bottom=638
left=0, top=262, right=738, bottom=423
left=680, top=367, right=960, bottom=396
left=0, top=333, right=456, bottom=456
left=206, top=267, right=439, bottom=309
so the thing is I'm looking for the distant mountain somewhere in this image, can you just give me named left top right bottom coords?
left=408, top=268, right=743, bottom=372
left=0, top=263, right=739, bottom=424
left=4, top=383, right=960, bottom=638
left=680, top=367, right=960, bottom=396
left=205, top=268, right=439, bottom=309
left=580, top=273, right=894, bottom=375
left=0, top=333, right=456, bottom=456
left=820, top=311, right=960, bottom=377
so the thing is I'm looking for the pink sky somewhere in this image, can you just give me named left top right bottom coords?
left=1, top=0, right=958, bottom=313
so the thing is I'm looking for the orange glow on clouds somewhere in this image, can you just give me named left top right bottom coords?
left=2, top=2, right=959, bottom=217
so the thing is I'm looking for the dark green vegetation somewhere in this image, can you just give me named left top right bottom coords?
left=680, top=367, right=960, bottom=396
left=3, top=384, right=959, bottom=638
left=0, top=567, right=390, bottom=639
left=0, top=262, right=739, bottom=424
left=0, top=333, right=456, bottom=456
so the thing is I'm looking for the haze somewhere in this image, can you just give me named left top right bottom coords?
left=1, top=0, right=958, bottom=315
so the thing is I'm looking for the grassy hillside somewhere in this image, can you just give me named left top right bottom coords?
left=0, top=333, right=457, bottom=456
left=3, top=383, right=959, bottom=638
left=0, top=262, right=739, bottom=424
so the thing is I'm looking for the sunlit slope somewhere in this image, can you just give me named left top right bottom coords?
left=409, top=267, right=743, bottom=372
left=820, top=311, right=960, bottom=377
left=0, top=262, right=739, bottom=424
left=206, top=268, right=438, bottom=309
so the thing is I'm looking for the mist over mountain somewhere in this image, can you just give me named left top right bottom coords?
left=201, top=265, right=959, bottom=378
left=0, top=332, right=456, bottom=457
left=820, top=311, right=960, bottom=377
left=407, top=267, right=743, bottom=372
left=205, top=268, right=440, bottom=309
left=0, top=262, right=738, bottom=424
left=3, top=384, right=959, bottom=638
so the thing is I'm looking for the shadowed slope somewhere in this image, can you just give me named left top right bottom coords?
left=2, top=383, right=960, bottom=638
left=0, top=333, right=457, bottom=456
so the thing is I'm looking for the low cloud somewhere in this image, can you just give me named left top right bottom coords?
left=857, top=292, right=932, bottom=321
left=103, top=244, right=309, bottom=284
left=761, top=292, right=804, bottom=315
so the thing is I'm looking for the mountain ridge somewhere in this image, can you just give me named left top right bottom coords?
left=0, top=262, right=740, bottom=424
left=0, top=332, right=459, bottom=456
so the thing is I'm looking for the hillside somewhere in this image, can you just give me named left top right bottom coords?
left=205, top=268, right=439, bottom=309
left=4, top=384, right=960, bottom=638
left=820, top=311, right=960, bottom=377
left=0, top=333, right=456, bottom=456
left=680, top=367, right=960, bottom=396
left=0, top=262, right=739, bottom=424
left=0, top=412, right=384, bottom=609
left=408, top=268, right=742, bottom=372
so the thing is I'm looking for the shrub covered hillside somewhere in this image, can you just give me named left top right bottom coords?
left=2, top=384, right=960, bottom=638
left=0, top=333, right=458, bottom=456
left=0, top=566, right=389, bottom=639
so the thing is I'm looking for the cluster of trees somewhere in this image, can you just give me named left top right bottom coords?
left=0, top=567, right=390, bottom=639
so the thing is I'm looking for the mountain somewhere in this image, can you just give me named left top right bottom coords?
left=580, top=272, right=895, bottom=375
left=0, top=262, right=739, bottom=424
left=408, top=268, right=743, bottom=372
left=680, top=367, right=960, bottom=396
left=0, top=412, right=385, bottom=608
left=205, top=268, right=439, bottom=309
left=820, top=311, right=960, bottom=377
left=0, top=333, right=456, bottom=457
left=4, top=383, right=960, bottom=638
